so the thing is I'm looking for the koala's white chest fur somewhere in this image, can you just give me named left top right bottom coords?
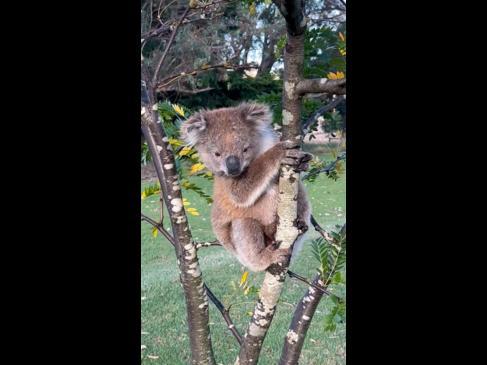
left=211, top=179, right=279, bottom=227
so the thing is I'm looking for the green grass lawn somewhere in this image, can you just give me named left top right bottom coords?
left=141, top=149, right=345, bottom=365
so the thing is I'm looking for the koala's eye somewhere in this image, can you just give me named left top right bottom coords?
left=214, top=152, right=221, bottom=157
left=243, top=147, right=248, bottom=153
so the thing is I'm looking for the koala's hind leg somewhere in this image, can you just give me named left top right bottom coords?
left=263, top=222, right=277, bottom=248
left=231, top=218, right=289, bottom=272
left=212, top=222, right=236, bottom=254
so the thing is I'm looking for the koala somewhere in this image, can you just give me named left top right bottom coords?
left=180, top=102, right=312, bottom=272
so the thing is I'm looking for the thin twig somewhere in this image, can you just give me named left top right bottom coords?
left=142, top=213, right=241, bottom=345
left=152, top=6, right=190, bottom=86
left=309, top=214, right=332, bottom=241
left=191, top=0, right=236, bottom=10
left=195, top=240, right=221, bottom=249
left=302, top=95, right=345, bottom=133
left=204, top=284, right=243, bottom=345
left=156, top=62, right=257, bottom=91
left=287, top=270, right=330, bottom=295
left=141, top=213, right=175, bottom=246
left=302, top=152, right=346, bottom=181
left=159, top=0, right=178, bottom=19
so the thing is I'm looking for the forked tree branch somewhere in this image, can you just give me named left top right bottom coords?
left=141, top=214, right=242, bottom=346
left=141, top=213, right=176, bottom=246
left=204, top=284, right=243, bottom=345
left=287, top=270, right=330, bottom=295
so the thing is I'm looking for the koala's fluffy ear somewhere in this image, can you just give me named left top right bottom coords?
left=180, top=112, right=207, bottom=146
left=237, top=102, right=272, bottom=131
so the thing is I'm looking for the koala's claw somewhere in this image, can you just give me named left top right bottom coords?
left=294, top=160, right=311, bottom=172
left=281, top=150, right=313, bottom=172
left=295, top=218, right=309, bottom=234
left=266, top=240, right=279, bottom=250
left=284, top=149, right=303, bottom=159
left=279, top=140, right=300, bottom=150
left=273, top=248, right=292, bottom=264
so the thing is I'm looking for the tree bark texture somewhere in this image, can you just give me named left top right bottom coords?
left=278, top=275, right=326, bottom=365
left=236, top=3, right=307, bottom=365
left=141, top=91, right=215, bottom=364
left=237, top=1, right=346, bottom=364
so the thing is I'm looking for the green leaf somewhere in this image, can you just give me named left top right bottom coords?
left=311, top=224, right=346, bottom=284
left=181, top=179, right=213, bottom=204
left=142, top=183, right=161, bottom=199
left=332, top=271, right=342, bottom=284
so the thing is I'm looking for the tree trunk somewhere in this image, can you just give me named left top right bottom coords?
left=237, top=1, right=346, bottom=363
left=236, top=3, right=306, bottom=365
left=141, top=85, right=215, bottom=365
left=258, top=35, right=277, bottom=75
left=242, top=34, right=252, bottom=65
left=278, top=275, right=326, bottom=365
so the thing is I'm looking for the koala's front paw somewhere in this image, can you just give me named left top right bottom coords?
left=278, top=140, right=300, bottom=150
left=272, top=248, right=292, bottom=266
left=294, top=217, right=309, bottom=235
left=282, top=149, right=313, bottom=172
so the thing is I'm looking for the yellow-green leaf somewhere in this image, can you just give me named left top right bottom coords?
left=239, top=271, right=249, bottom=287
left=327, top=71, right=345, bottom=80
left=249, top=2, right=256, bottom=16
left=190, top=163, right=205, bottom=174
left=183, top=198, right=191, bottom=206
left=186, top=207, right=200, bottom=216
left=181, top=179, right=191, bottom=189
left=141, top=191, right=147, bottom=199
left=171, top=104, right=185, bottom=117
left=152, top=227, right=158, bottom=238
left=168, top=138, right=184, bottom=147
left=335, top=161, right=344, bottom=174
left=179, top=146, right=193, bottom=156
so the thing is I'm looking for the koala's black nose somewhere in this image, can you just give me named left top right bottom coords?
left=225, top=155, right=241, bottom=175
